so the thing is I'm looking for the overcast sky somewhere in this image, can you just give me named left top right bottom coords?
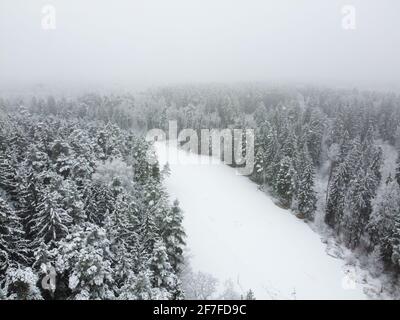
left=0, top=0, right=399, bottom=91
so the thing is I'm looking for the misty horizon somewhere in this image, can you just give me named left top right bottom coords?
left=1, top=0, right=399, bottom=93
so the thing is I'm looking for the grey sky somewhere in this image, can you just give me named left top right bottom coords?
left=0, top=0, right=399, bottom=91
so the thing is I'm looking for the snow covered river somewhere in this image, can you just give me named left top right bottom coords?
left=155, top=141, right=367, bottom=299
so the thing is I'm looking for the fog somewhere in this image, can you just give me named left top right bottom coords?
left=1, top=0, right=399, bottom=92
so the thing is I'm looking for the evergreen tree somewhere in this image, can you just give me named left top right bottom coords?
left=325, top=137, right=362, bottom=229
left=0, top=198, right=29, bottom=273
left=117, top=269, right=157, bottom=300
left=304, top=108, right=325, bottom=166
left=54, top=223, right=115, bottom=300
left=0, top=151, right=19, bottom=201
left=390, top=213, right=400, bottom=268
left=159, top=200, right=186, bottom=272
left=149, top=239, right=181, bottom=299
left=30, top=175, right=73, bottom=245
left=294, top=146, right=317, bottom=220
left=84, top=183, right=114, bottom=226
left=274, top=156, right=295, bottom=208
left=341, top=167, right=378, bottom=249
left=3, top=267, right=42, bottom=300
left=369, top=178, right=400, bottom=264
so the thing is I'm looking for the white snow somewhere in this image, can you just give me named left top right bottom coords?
left=155, top=141, right=368, bottom=300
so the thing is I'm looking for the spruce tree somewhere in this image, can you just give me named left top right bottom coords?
left=294, top=146, right=317, bottom=220
left=54, top=223, right=115, bottom=300
left=325, top=137, right=362, bottom=230
left=0, top=198, right=29, bottom=273
left=274, top=156, right=295, bottom=208
left=159, top=200, right=186, bottom=272
left=0, top=151, right=19, bottom=201
left=341, top=167, right=378, bottom=249
left=149, top=239, right=180, bottom=298
left=31, top=177, right=73, bottom=245
left=369, top=178, right=400, bottom=264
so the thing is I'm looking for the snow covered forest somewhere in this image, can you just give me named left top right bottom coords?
left=1, top=84, right=400, bottom=299
left=0, top=97, right=186, bottom=299
left=145, top=85, right=400, bottom=274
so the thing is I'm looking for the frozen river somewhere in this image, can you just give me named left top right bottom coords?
left=155, top=141, right=367, bottom=299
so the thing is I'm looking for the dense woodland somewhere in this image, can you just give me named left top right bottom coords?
left=1, top=83, right=400, bottom=298
left=0, top=100, right=185, bottom=299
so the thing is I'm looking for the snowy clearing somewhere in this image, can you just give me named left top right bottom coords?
left=155, top=141, right=368, bottom=300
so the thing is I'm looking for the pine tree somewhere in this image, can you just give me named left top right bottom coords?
left=149, top=239, right=180, bottom=299
left=253, top=144, right=267, bottom=184
left=369, top=178, right=400, bottom=264
left=3, top=267, right=42, bottom=300
left=117, top=269, right=156, bottom=300
left=294, top=146, right=317, bottom=220
left=281, top=131, right=297, bottom=159
left=325, top=161, right=347, bottom=228
left=159, top=200, right=186, bottom=272
left=274, top=156, right=295, bottom=208
left=136, top=198, right=159, bottom=262
left=59, top=180, right=85, bottom=224
left=0, top=198, right=29, bottom=273
left=390, top=213, right=400, bottom=268
left=341, top=167, right=378, bottom=249
left=325, top=137, right=362, bottom=229
left=0, top=151, right=19, bottom=201
left=17, top=165, right=40, bottom=239
left=105, top=193, right=140, bottom=285
left=253, top=121, right=279, bottom=184
left=54, top=223, right=115, bottom=300
left=31, top=177, right=73, bottom=245
left=305, top=108, right=325, bottom=166
left=84, top=183, right=114, bottom=226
